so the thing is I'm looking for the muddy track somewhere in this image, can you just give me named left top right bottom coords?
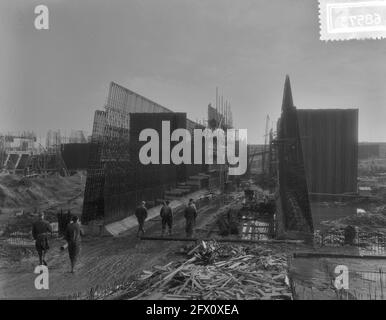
left=0, top=198, right=233, bottom=299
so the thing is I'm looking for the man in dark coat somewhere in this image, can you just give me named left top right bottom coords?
left=64, top=215, right=83, bottom=273
left=236, top=177, right=241, bottom=191
left=184, top=199, right=197, bottom=238
left=160, top=200, right=173, bottom=236
left=344, top=225, right=356, bottom=245
left=32, top=212, right=52, bottom=266
left=135, top=201, right=148, bottom=237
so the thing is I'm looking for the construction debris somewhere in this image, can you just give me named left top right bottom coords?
left=216, top=206, right=242, bottom=236
left=131, top=241, right=292, bottom=300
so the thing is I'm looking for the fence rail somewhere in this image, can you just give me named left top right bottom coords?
left=314, top=229, right=386, bottom=256
left=3, top=225, right=59, bottom=248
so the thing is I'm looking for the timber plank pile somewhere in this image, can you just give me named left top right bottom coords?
left=130, top=241, right=292, bottom=300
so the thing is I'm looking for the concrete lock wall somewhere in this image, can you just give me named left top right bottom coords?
left=101, top=112, right=187, bottom=222
left=296, top=109, right=359, bottom=195
left=82, top=82, right=207, bottom=224
left=61, top=143, right=90, bottom=170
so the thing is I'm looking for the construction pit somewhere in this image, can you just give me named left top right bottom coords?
left=0, top=163, right=385, bottom=300
left=0, top=170, right=297, bottom=299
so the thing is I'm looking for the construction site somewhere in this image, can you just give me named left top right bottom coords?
left=1, top=75, right=386, bottom=300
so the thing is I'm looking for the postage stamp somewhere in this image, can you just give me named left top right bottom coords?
left=319, top=0, right=386, bottom=40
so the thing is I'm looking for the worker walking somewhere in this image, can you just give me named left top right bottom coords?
left=135, top=201, right=148, bottom=237
left=32, top=212, right=52, bottom=266
left=64, top=215, right=83, bottom=273
left=184, top=199, right=197, bottom=238
left=236, top=177, right=241, bottom=191
left=160, top=200, right=173, bottom=236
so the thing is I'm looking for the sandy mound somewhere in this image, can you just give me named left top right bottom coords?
left=0, top=173, right=85, bottom=211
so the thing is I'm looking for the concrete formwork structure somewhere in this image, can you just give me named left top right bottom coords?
left=275, top=76, right=314, bottom=239
left=82, top=82, right=209, bottom=224
left=297, top=109, right=358, bottom=195
left=61, top=143, right=90, bottom=170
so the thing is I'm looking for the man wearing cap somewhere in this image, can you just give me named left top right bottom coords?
left=64, top=215, right=83, bottom=273
left=135, top=201, right=148, bottom=237
left=32, top=212, right=52, bottom=266
left=160, top=200, right=173, bottom=236
left=184, top=199, right=197, bottom=238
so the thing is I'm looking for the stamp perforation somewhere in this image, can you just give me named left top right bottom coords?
left=320, top=0, right=386, bottom=40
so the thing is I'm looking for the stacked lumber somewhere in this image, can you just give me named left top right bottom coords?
left=132, top=242, right=292, bottom=300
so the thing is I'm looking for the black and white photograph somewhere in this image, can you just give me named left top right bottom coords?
left=1, top=0, right=386, bottom=307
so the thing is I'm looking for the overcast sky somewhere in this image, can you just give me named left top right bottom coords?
left=1, top=0, right=386, bottom=143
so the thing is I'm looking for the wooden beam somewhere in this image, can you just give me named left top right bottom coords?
left=140, top=236, right=304, bottom=244
left=294, top=252, right=386, bottom=259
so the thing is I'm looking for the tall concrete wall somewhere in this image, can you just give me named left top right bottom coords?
left=297, top=109, right=358, bottom=195
left=82, top=82, right=206, bottom=223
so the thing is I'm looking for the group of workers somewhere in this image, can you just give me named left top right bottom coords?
left=134, top=198, right=198, bottom=238
left=31, top=198, right=199, bottom=270
left=32, top=212, right=83, bottom=273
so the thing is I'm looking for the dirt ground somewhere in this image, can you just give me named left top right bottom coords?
left=288, top=168, right=386, bottom=300
left=0, top=173, right=85, bottom=237
left=2, top=160, right=386, bottom=300
left=289, top=248, right=386, bottom=300
left=0, top=172, right=85, bottom=211
left=0, top=198, right=230, bottom=299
